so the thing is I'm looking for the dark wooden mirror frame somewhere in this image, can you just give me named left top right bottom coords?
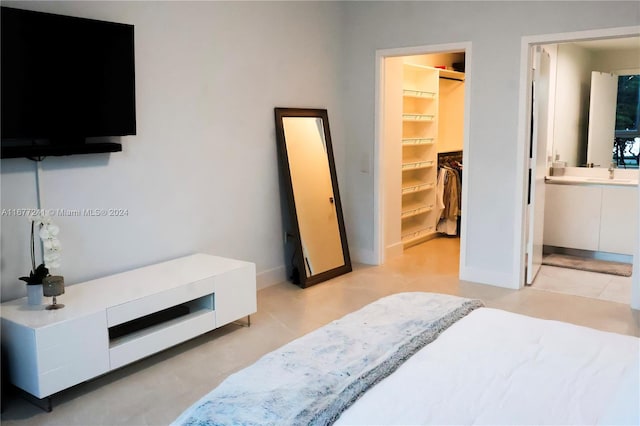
left=274, top=107, right=352, bottom=288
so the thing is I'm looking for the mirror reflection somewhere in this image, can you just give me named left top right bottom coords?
left=275, top=108, right=351, bottom=288
left=546, top=36, right=640, bottom=168
left=587, top=71, right=639, bottom=167
left=283, top=117, right=345, bottom=276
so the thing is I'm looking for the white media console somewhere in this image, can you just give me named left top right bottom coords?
left=0, top=253, right=257, bottom=401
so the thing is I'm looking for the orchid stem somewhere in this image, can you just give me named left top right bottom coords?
left=30, top=221, right=36, bottom=272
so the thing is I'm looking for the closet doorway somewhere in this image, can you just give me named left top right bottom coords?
left=374, top=43, right=471, bottom=272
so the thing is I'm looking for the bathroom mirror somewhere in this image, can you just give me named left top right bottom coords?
left=587, top=71, right=639, bottom=168
left=548, top=36, right=640, bottom=168
left=274, top=108, right=351, bottom=288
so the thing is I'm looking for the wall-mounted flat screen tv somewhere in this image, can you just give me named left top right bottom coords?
left=1, top=7, right=135, bottom=158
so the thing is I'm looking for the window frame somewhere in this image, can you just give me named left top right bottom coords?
left=614, top=73, right=640, bottom=139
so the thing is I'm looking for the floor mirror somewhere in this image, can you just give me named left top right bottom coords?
left=274, top=108, right=351, bottom=288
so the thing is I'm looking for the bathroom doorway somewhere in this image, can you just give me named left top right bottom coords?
left=519, top=27, right=640, bottom=308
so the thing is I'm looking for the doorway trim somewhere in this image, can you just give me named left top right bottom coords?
left=516, top=26, right=640, bottom=307
left=374, top=41, right=472, bottom=270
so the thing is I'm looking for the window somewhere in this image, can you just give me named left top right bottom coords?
left=613, top=74, right=639, bottom=168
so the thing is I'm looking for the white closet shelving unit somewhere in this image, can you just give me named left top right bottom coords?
left=401, top=63, right=439, bottom=247
left=399, top=63, right=465, bottom=248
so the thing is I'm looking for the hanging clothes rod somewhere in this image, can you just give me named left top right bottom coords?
left=438, top=150, right=463, bottom=168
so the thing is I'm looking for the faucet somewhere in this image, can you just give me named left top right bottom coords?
left=608, top=162, right=616, bottom=179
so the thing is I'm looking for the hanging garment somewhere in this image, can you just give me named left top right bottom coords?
left=435, top=168, right=447, bottom=228
left=437, top=166, right=460, bottom=235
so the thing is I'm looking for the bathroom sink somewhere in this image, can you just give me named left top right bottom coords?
left=585, top=178, right=632, bottom=183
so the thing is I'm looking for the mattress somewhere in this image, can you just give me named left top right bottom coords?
left=336, top=307, right=640, bottom=425
left=173, top=292, right=483, bottom=425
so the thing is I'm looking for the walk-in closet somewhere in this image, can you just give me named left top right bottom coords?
left=382, top=51, right=466, bottom=259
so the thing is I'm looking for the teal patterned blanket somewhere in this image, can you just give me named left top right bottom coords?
left=172, top=292, right=484, bottom=426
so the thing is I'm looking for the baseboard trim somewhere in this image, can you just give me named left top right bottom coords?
left=543, top=245, right=633, bottom=264
left=350, top=247, right=378, bottom=265
left=460, top=266, right=518, bottom=290
left=385, top=242, right=403, bottom=261
left=256, top=265, right=286, bottom=291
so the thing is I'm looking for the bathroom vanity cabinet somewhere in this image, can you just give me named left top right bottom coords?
left=599, top=187, right=639, bottom=255
left=543, top=183, right=638, bottom=255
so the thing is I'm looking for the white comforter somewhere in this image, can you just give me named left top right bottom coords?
left=336, top=308, right=640, bottom=425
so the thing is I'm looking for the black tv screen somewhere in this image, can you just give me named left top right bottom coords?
left=1, top=7, right=136, bottom=143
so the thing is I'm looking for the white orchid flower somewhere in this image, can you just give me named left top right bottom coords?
left=46, top=260, right=61, bottom=270
left=26, top=214, right=62, bottom=273
left=44, top=252, right=60, bottom=262
left=39, top=227, right=51, bottom=240
left=43, top=238, right=61, bottom=250
left=44, top=224, right=59, bottom=236
left=39, top=224, right=60, bottom=240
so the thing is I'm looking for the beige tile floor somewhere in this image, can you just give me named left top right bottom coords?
left=1, top=237, right=639, bottom=425
left=532, top=264, right=632, bottom=304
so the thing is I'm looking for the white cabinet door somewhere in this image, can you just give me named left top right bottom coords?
left=543, top=184, right=602, bottom=251
left=599, top=187, right=638, bottom=255
left=36, top=311, right=110, bottom=398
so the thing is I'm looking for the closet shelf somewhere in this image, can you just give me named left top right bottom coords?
left=401, top=225, right=435, bottom=242
left=403, top=89, right=436, bottom=99
left=402, top=160, right=434, bottom=170
left=403, top=198, right=434, bottom=211
left=402, top=114, right=435, bottom=122
left=439, top=69, right=465, bottom=81
left=401, top=181, right=435, bottom=194
left=403, top=177, right=435, bottom=187
left=401, top=204, right=434, bottom=219
left=402, top=138, right=435, bottom=146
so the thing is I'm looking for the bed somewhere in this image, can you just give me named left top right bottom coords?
left=172, top=292, right=639, bottom=426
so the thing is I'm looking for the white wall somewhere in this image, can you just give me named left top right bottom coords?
left=341, top=1, right=640, bottom=287
left=592, top=47, right=640, bottom=73
left=438, top=79, right=465, bottom=154
left=382, top=57, right=404, bottom=260
left=0, top=1, right=346, bottom=301
left=2, top=1, right=639, bottom=301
